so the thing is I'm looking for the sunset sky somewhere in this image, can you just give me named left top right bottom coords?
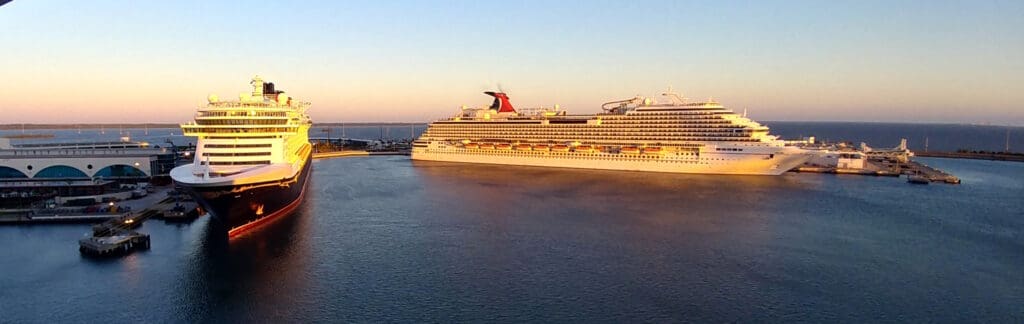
left=1, top=1, right=1021, bottom=125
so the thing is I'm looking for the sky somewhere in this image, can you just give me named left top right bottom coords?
left=0, top=0, right=1022, bottom=125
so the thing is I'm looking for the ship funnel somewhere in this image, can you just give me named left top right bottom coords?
left=263, top=82, right=275, bottom=97
left=484, top=91, right=516, bottom=113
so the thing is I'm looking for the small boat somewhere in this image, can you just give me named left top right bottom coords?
left=515, top=144, right=532, bottom=150
left=551, top=144, right=570, bottom=152
left=496, top=143, right=512, bottom=150
left=479, top=143, right=495, bottom=150
left=907, top=174, right=930, bottom=184
left=464, top=143, right=479, bottom=149
left=620, top=146, right=640, bottom=154
left=642, top=146, right=663, bottom=154
left=533, top=144, right=550, bottom=151
left=574, top=145, right=594, bottom=153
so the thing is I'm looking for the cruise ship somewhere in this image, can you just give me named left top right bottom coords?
left=170, top=76, right=312, bottom=237
left=412, top=90, right=810, bottom=175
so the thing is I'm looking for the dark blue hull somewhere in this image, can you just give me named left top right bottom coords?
left=176, top=153, right=311, bottom=237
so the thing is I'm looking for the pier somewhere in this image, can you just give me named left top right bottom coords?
left=903, top=160, right=961, bottom=184
left=787, top=138, right=964, bottom=184
left=78, top=232, right=150, bottom=257
left=915, top=151, right=1024, bottom=163
left=77, top=187, right=201, bottom=257
left=792, top=159, right=901, bottom=177
left=312, top=150, right=409, bottom=160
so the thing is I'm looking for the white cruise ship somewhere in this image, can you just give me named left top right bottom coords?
left=170, top=76, right=312, bottom=237
left=411, top=90, right=810, bottom=175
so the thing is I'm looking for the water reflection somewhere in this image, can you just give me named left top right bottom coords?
left=175, top=184, right=315, bottom=322
left=400, top=161, right=835, bottom=321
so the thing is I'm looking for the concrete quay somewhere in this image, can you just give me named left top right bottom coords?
left=312, top=150, right=409, bottom=159
left=79, top=232, right=150, bottom=257
left=903, top=160, right=961, bottom=184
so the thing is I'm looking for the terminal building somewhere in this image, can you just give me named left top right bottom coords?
left=0, top=138, right=180, bottom=208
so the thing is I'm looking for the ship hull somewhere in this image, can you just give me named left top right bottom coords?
left=412, top=149, right=809, bottom=175
left=176, top=153, right=312, bottom=237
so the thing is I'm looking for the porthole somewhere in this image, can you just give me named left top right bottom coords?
left=87, top=164, right=93, bottom=170
left=26, top=165, right=33, bottom=170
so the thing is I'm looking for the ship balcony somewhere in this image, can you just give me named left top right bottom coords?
left=196, top=110, right=291, bottom=117
left=191, top=119, right=290, bottom=126
left=182, top=124, right=300, bottom=131
left=203, top=102, right=309, bottom=110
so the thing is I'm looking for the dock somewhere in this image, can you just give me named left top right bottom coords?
left=0, top=212, right=127, bottom=224
left=903, top=160, right=961, bottom=184
left=77, top=188, right=202, bottom=257
left=312, top=150, right=409, bottom=160
left=78, top=232, right=150, bottom=256
left=792, top=159, right=901, bottom=177
left=914, top=151, right=1024, bottom=163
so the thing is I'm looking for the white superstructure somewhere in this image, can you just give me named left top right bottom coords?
left=412, top=90, right=810, bottom=175
left=170, top=76, right=312, bottom=187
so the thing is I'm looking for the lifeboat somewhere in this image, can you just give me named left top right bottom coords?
left=596, top=145, right=611, bottom=153
left=642, top=146, right=664, bottom=154
left=496, top=143, right=512, bottom=150
left=533, top=144, right=550, bottom=151
left=480, top=143, right=495, bottom=150
left=551, top=144, right=570, bottom=152
left=515, top=143, right=533, bottom=150
left=574, top=145, right=594, bottom=153
left=464, top=143, right=479, bottom=149
left=620, top=146, right=640, bottom=154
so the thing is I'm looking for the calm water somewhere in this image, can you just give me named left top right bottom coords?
left=1, top=156, right=1022, bottom=322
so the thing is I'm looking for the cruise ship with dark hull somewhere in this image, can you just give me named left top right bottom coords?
left=171, top=76, right=313, bottom=237
left=179, top=152, right=311, bottom=235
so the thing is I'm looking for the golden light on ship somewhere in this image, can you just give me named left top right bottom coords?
left=410, top=89, right=812, bottom=175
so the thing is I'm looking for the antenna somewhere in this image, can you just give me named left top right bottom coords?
left=1007, top=128, right=1011, bottom=152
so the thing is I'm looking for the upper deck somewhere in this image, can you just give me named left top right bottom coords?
left=181, top=76, right=311, bottom=136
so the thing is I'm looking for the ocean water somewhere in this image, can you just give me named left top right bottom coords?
left=0, top=155, right=1022, bottom=322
